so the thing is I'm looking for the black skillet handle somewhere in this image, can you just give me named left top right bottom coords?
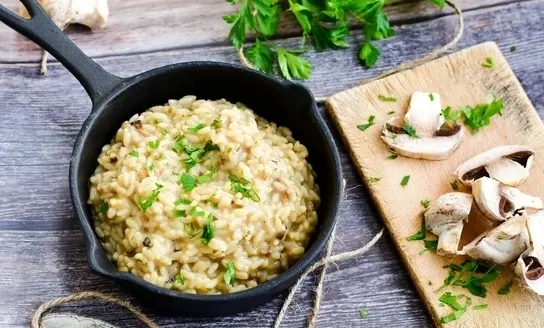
left=0, top=0, right=122, bottom=106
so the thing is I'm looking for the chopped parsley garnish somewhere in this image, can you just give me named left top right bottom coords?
left=387, top=111, right=395, bottom=115
left=201, top=214, right=215, bottom=245
left=461, top=97, right=503, bottom=133
left=180, top=173, right=197, bottom=192
left=149, top=163, right=155, bottom=171
left=378, top=95, right=397, bottom=102
left=211, top=119, right=222, bottom=128
left=510, top=45, right=517, bottom=52
left=196, top=168, right=216, bottom=184
left=498, top=281, right=513, bottom=295
left=443, top=260, right=503, bottom=298
left=128, top=150, right=139, bottom=157
left=441, top=309, right=466, bottom=324
left=229, top=174, right=260, bottom=202
left=406, top=217, right=426, bottom=241
left=421, top=199, right=431, bottom=209
left=451, top=181, right=459, bottom=190
left=419, top=239, right=438, bottom=254
left=401, top=175, right=410, bottom=186
left=223, top=261, right=236, bottom=285
left=184, top=223, right=200, bottom=238
left=175, top=198, right=192, bottom=205
left=387, top=154, right=398, bottom=160
left=402, top=123, right=418, bottom=137
left=359, top=310, right=369, bottom=319
left=173, top=209, right=187, bottom=218
left=188, top=123, right=206, bottom=133
left=365, top=177, right=381, bottom=185
left=357, top=115, right=376, bottom=131
left=175, top=273, right=185, bottom=284
left=173, top=135, right=220, bottom=169
left=137, top=183, right=164, bottom=212
left=189, top=207, right=206, bottom=217
left=439, top=292, right=472, bottom=324
left=148, top=139, right=162, bottom=149
left=482, top=57, right=494, bottom=68
left=441, top=106, right=461, bottom=122
left=429, top=93, right=435, bottom=101
left=97, top=202, right=109, bottom=213
left=473, top=304, right=488, bottom=310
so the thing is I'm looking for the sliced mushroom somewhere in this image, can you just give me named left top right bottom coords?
left=455, top=145, right=534, bottom=187
left=424, top=192, right=473, bottom=255
left=458, top=215, right=529, bottom=264
left=472, top=177, right=543, bottom=223
left=515, top=210, right=544, bottom=295
left=381, top=92, right=464, bottom=161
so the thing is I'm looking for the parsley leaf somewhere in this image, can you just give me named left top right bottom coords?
left=451, top=181, right=459, bottom=190
left=359, top=40, right=380, bottom=68
left=441, top=106, right=461, bottom=122
left=137, top=183, right=164, bottom=212
left=246, top=39, right=275, bottom=74
left=420, top=199, right=431, bottom=208
left=189, top=207, right=206, bottom=217
left=184, top=222, right=200, bottom=238
left=441, top=309, right=466, bottom=324
left=387, top=154, right=398, bottom=160
left=439, top=292, right=471, bottom=324
left=359, top=310, right=369, bottom=319
left=461, top=97, right=504, bottom=133
left=387, top=111, right=395, bottom=115
left=128, top=150, right=139, bottom=157
left=429, top=93, right=435, bottom=101
left=97, top=202, right=109, bottom=213
left=224, top=261, right=237, bottom=285
left=149, top=163, right=155, bottom=172
left=474, top=304, right=488, bottom=310
left=175, top=273, right=185, bottom=284
left=277, top=48, right=312, bottom=80
left=223, top=1, right=252, bottom=49
left=401, top=175, right=410, bottom=186
left=378, top=95, right=396, bottom=102
left=365, top=176, right=381, bottom=185
left=419, top=239, right=438, bottom=254
left=188, top=123, right=206, bottom=133
left=229, top=174, right=259, bottom=201
left=443, top=260, right=503, bottom=298
left=288, top=0, right=312, bottom=35
left=175, top=198, right=192, bottom=205
left=196, top=168, right=217, bottom=184
left=510, top=45, right=517, bottom=52
left=357, top=115, right=376, bottom=131
left=180, top=173, right=197, bottom=192
left=211, top=119, right=222, bottom=128
left=482, top=57, right=494, bottom=68
left=407, top=217, right=426, bottom=241
left=498, top=281, right=512, bottom=295
left=402, top=123, right=418, bottom=137
left=428, top=0, right=445, bottom=10
left=201, top=214, right=215, bottom=245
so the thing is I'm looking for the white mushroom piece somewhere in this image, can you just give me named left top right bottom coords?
left=381, top=92, right=464, bottom=160
left=455, top=145, right=535, bottom=187
left=424, top=192, right=473, bottom=255
left=19, top=0, right=110, bottom=74
left=472, top=177, right=543, bottom=223
left=515, top=210, right=544, bottom=295
left=458, top=215, right=530, bottom=264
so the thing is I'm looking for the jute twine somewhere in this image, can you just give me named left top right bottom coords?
left=30, top=2, right=463, bottom=327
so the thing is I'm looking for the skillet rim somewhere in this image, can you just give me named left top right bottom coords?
left=69, top=61, right=343, bottom=305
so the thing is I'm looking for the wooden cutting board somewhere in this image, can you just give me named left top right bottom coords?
left=326, top=42, right=544, bottom=328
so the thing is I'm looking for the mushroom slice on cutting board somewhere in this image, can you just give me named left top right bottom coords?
left=424, top=192, right=473, bottom=256
left=515, top=210, right=544, bottom=295
left=458, top=215, right=530, bottom=264
left=455, top=145, right=534, bottom=187
left=472, top=177, right=543, bottom=223
left=381, top=91, right=464, bottom=160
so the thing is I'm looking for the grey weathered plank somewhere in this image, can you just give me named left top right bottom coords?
left=0, top=1, right=542, bottom=328
left=0, top=0, right=528, bottom=62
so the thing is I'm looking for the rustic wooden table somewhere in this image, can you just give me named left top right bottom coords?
left=0, top=0, right=542, bottom=327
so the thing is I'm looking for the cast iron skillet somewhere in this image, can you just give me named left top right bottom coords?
left=0, top=0, right=342, bottom=316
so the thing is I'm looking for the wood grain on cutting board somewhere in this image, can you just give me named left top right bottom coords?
left=326, top=42, right=544, bottom=328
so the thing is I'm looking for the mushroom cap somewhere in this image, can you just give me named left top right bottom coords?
left=382, top=122, right=464, bottom=161
left=472, top=177, right=543, bottom=223
left=404, top=92, right=444, bottom=137
left=515, top=210, right=544, bottom=295
left=425, top=192, right=473, bottom=255
left=458, top=215, right=529, bottom=264
left=454, top=145, right=534, bottom=187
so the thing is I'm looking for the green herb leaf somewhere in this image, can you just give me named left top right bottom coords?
left=387, top=111, right=395, bottom=115
left=441, top=106, right=461, bottom=122
left=407, top=217, right=426, bottom=241
left=149, top=163, right=155, bottom=171
left=277, top=47, right=312, bottom=80
left=288, top=0, right=312, bottom=35
left=429, top=93, right=435, bottom=101
left=180, top=173, right=197, bottom=192
left=378, top=95, right=397, bottom=102
left=175, top=273, right=185, bottom=284
left=184, top=222, right=200, bottom=238
left=421, top=199, right=431, bottom=209
left=359, top=40, right=380, bottom=68
left=441, top=308, right=466, bottom=324
left=474, top=304, right=488, bottom=310
left=189, top=207, right=206, bottom=217
left=402, top=123, right=418, bottom=137
left=482, top=57, right=494, bottom=68
left=211, top=119, right=223, bottom=128
left=245, top=39, right=275, bottom=74
left=97, top=202, right=109, bottom=213
left=255, top=1, right=281, bottom=37
left=510, top=45, right=517, bottom=52
left=387, top=154, right=398, bottom=160
left=188, top=123, right=206, bottom=133
left=175, top=198, right=192, bottom=205
left=359, top=310, right=369, bottom=319
left=196, top=168, right=217, bottom=184
left=229, top=174, right=251, bottom=185
left=224, top=261, right=237, bottom=285
left=461, top=97, right=504, bottom=133
left=419, top=239, right=438, bottom=254
left=365, top=176, right=381, bottom=185
left=224, top=1, right=252, bottom=49
left=128, top=150, right=139, bottom=157
left=231, top=183, right=260, bottom=202
left=401, top=175, right=410, bottom=186
left=451, top=181, right=459, bottom=190
left=443, top=260, right=503, bottom=298
left=498, top=281, right=513, bottom=295
left=357, top=115, right=376, bottom=131
left=428, top=0, right=445, bottom=9
left=173, top=209, right=187, bottom=218
left=439, top=292, right=469, bottom=311
left=201, top=214, right=215, bottom=245
left=137, top=183, right=164, bottom=212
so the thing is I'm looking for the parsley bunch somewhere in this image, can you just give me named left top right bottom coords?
left=223, top=0, right=445, bottom=80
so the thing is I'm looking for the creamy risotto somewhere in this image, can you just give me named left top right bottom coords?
left=88, top=96, right=320, bottom=294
